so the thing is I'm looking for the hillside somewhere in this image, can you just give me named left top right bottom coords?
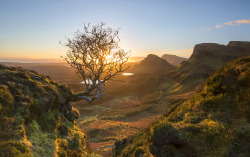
left=132, top=54, right=175, bottom=73
left=114, top=56, right=250, bottom=156
left=0, top=65, right=91, bottom=156
left=162, top=41, right=250, bottom=93
left=162, top=54, right=187, bottom=66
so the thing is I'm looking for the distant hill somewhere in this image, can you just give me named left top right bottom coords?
left=132, top=54, right=175, bottom=73
left=190, top=41, right=250, bottom=60
left=162, top=54, right=187, bottom=66
left=114, top=56, right=250, bottom=156
left=26, top=65, right=81, bottom=83
left=0, top=65, right=90, bottom=156
left=173, top=41, right=250, bottom=92
left=128, top=56, right=145, bottom=62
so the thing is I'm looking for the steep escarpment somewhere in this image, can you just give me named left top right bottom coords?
left=173, top=41, right=250, bottom=92
left=0, top=65, right=90, bottom=156
left=132, top=54, right=175, bottom=73
left=114, top=56, right=250, bottom=156
left=190, top=41, right=250, bottom=60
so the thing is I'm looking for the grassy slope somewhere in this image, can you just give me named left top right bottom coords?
left=165, top=42, right=250, bottom=94
left=115, top=56, right=250, bottom=157
left=0, top=65, right=91, bottom=156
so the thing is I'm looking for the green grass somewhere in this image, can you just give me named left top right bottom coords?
left=26, top=121, right=56, bottom=157
left=114, top=56, right=250, bottom=157
left=0, top=64, right=90, bottom=156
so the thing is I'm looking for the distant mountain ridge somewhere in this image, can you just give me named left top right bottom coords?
left=190, top=41, right=250, bottom=60
left=174, top=41, right=250, bottom=91
left=132, top=54, right=175, bottom=73
left=162, top=54, right=187, bottom=66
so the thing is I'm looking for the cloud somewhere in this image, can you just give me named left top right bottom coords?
left=200, top=26, right=212, bottom=31
left=215, top=19, right=250, bottom=29
left=215, top=25, right=223, bottom=29
left=224, top=19, right=250, bottom=26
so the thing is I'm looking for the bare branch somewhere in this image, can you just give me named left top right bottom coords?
left=61, top=23, right=130, bottom=102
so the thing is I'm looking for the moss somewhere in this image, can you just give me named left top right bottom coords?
left=133, top=146, right=146, bottom=156
left=150, top=122, right=180, bottom=146
left=0, top=141, right=31, bottom=157
left=65, top=107, right=80, bottom=122
left=0, top=85, right=14, bottom=116
left=68, top=133, right=80, bottom=150
left=58, top=148, right=67, bottom=157
left=26, top=121, right=56, bottom=157
left=116, top=57, right=250, bottom=156
left=224, top=123, right=250, bottom=156
left=39, top=109, right=59, bottom=132
left=0, top=65, right=90, bottom=156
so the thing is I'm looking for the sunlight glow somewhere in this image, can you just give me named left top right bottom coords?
left=105, top=54, right=113, bottom=63
left=105, top=54, right=113, bottom=61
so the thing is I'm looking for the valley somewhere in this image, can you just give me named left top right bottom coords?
left=1, top=54, right=190, bottom=156
left=1, top=41, right=249, bottom=156
left=1, top=1, right=250, bottom=156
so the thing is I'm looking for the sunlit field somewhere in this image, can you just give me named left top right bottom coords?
left=1, top=1, right=250, bottom=157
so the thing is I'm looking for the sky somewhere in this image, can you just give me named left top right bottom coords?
left=0, top=0, right=250, bottom=61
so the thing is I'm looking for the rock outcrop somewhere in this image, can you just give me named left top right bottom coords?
left=175, top=41, right=250, bottom=90
left=190, top=41, right=250, bottom=60
left=0, top=65, right=90, bottom=156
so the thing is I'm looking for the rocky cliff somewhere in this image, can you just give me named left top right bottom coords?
left=174, top=41, right=250, bottom=91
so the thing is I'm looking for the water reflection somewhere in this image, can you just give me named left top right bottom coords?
left=81, top=79, right=103, bottom=84
left=122, top=73, right=134, bottom=76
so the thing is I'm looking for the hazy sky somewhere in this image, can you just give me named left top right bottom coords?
left=0, top=0, right=250, bottom=60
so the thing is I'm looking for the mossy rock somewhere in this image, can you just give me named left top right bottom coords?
left=0, top=141, right=31, bottom=157
left=0, top=64, right=90, bottom=156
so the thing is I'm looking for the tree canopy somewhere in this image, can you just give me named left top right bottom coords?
left=62, top=22, right=130, bottom=102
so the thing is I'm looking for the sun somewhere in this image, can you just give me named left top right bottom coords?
left=105, top=54, right=113, bottom=60
left=105, top=54, right=113, bottom=63
left=105, top=54, right=121, bottom=63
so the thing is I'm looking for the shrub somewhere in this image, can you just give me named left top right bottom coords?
left=68, top=134, right=80, bottom=150
left=0, top=141, right=31, bottom=156
left=39, top=110, right=58, bottom=131
left=225, top=124, right=250, bottom=156
left=150, top=122, right=180, bottom=146
left=58, top=148, right=67, bottom=157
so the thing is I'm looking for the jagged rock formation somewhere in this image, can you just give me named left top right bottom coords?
left=162, top=54, right=187, bottom=66
left=0, top=65, right=90, bottom=156
left=132, top=54, right=175, bottom=73
left=114, top=56, right=250, bottom=157
left=174, top=41, right=250, bottom=91
left=190, top=42, right=250, bottom=61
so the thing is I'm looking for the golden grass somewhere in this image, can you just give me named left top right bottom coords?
left=80, top=115, right=161, bottom=156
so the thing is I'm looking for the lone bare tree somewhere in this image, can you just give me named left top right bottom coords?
left=62, top=23, right=130, bottom=102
